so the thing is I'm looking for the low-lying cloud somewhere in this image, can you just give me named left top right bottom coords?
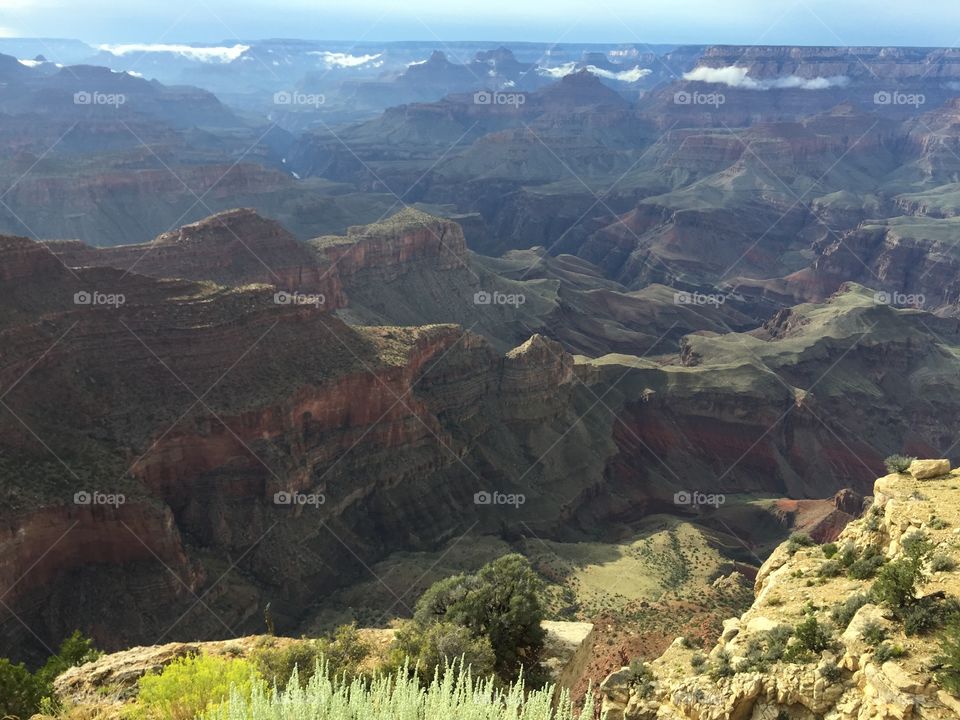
left=538, top=62, right=651, bottom=82
left=98, top=43, right=250, bottom=63
left=684, top=65, right=849, bottom=90
left=308, top=51, right=383, bottom=68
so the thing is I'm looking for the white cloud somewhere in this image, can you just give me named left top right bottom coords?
left=584, top=64, right=651, bottom=83
left=683, top=65, right=849, bottom=90
left=308, top=51, right=382, bottom=68
left=0, top=26, right=15, bottom=37
left=97, top=43, right=250, bottom=63
left=537, top=62, right=650, bottom=83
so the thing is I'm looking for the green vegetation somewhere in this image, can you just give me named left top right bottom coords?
left=830, top=593, right=870, bottom=629
left=390, top=621, right=496, bottom=680
left=410, top=554, right=546, bottom=681
left=128, top=654, right=263, bottom=720
left=935, top=619, right=960, bottom=694
left=884, top=455, right=916, bottom=474
left=0, top=631, right=100, bottom=719
left=874, top=642, right=906, bottom=663
left=201, top=664, right=595, bottom=720
left=252, top=625, right=370, bottom=689
left=822, top=543, right=838, bottom=559
left=786, top=533, right=815, bottom=555
left=784, top=613, right=835, bottom=662
left=861, top=621, right=887, bottom=647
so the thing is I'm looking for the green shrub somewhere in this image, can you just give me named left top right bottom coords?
left=848, top=547, right=886, bottom=579
left=818, top=560, right=841, bottom=578
left=0, top=631, right=100, bottom=719
left=784, top=614, right=834, bottom=662
left=627, top=660, right=654, bottom=697
left=0, top=658, right=44, bottom=720
left=763, top=626, right=794, bottom=662
left=931, top=553, right=957, bottom=572
left=901, top=598, right=960, bottom=636
left=831, top=594, right=870, bottom=629
left=875, top=642, right=906, bottom=663
left=413, top=554, right=546, bottom=679
left=690, top=653, right=707, bottom=672
left=872, top=558, right=923, bottom=609
left=787, top=533, right=815, bottom=554
left=203, top=663, right=595, bottom=720
left=884, top=455, right=916, bottom=474
left=391, top=621, right=495, bottom=680
left=928, top=515, right=950, bottom=530
left=935, top=619, right=960, bottom=694
left=861, top=621, right=887, bottom=647
left=822, top=543, right=838, bottom=559
left=708, top=650, right=734, bottom=679
left=819, top=660, right=842, bottom=682
left=129, top=654, right=263, bottom=720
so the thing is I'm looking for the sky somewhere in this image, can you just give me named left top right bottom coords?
left=1, top=0, right=959, bottom=46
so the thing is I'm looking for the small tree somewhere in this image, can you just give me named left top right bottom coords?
left=414, top=554, right=546, bottom=679
left=391, top=621, right=495, bottom=679
left=873, top=558, right=923, bottom=609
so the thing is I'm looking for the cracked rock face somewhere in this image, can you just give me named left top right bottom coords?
left=601, top=461, right=960, bottom=720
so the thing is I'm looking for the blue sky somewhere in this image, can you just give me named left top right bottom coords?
left=1, top=0, right=959, bottom=46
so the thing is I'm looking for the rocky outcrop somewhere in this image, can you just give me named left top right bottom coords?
left=601, top=463, right=960, bottom=719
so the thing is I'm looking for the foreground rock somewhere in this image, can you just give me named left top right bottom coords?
left=601, top=462, right=960, bottom=719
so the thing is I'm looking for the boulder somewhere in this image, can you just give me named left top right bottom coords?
left=908, top=458, right=951, bottom=479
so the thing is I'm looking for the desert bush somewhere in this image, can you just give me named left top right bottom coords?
left=822, top=543, right=838, bottom=559
left=129, top=654, right=263, bottom=720
left=201, top=663, right=595, bottom=720
left=861, top=621, right=887, bottom=647
left=787, top=533, right=815, bottom=554
left=848, top=547, right=886, bottom=579
left=884, top=455, right=916, bottom=474
left=830, top=593, right=870, bottom=629
left=935, top=618, right=960, bottom=694
left=708, top=650, right=734, bottom=679
left=627, top=660, right=654, bottom=697
left=931, top=553, right=957, bottom=572
left=928, top=515, right=950, bottom=530
left=872, top=558, right=924, bottom=609
left=784, top=614, right=834, bottom=662
left=390, top=621, right=496, bottom=680
left=819, top=660, right=842, bottom=682
left=874, top=642, right=906, bottom=663
left=254, top=626, right=370, bottom=689
left=818, top=560, right=841, bottom=578
left=901, top=597, right=960, bottom=636
left=690, top=653, right=707, bottom=672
